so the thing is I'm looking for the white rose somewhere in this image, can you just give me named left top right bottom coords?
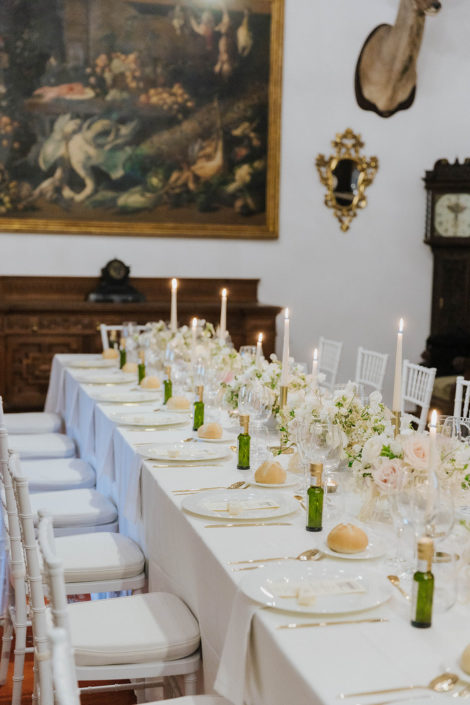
left=402, top=434, right=429, bottom=471
left=372, top=459, right=404, bottom=493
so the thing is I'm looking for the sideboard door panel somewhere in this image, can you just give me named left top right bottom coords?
left=6, top=337, right=83, bottom=410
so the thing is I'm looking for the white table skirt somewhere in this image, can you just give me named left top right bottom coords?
left=45, top=355, right=470, bottom=705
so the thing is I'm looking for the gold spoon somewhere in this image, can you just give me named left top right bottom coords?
left=339, top=672, right=459, bottom=699
left=229, top=548, right=322, bottom=565
left=387, top=574, right=411, bottom=601
left=294, top=494, right=307, bottom=511
left=173, top=481, right=248, bottom=494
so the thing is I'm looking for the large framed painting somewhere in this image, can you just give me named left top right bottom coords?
left=0, top=0, right=283, bottom=239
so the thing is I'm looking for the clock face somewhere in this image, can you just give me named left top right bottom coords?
left=107, top=259, right=127, bottom=281
left=434, top=193, right=470, bottom=237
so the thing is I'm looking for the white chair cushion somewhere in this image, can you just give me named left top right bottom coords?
left=21, top=458, right=95, bottom=492
left=155, top=699, right=231, bottom=705
left=4, top=412, right=62, bottom=435
left=69, top=592, right=200, bottom=666
left=30, top=489, right=117, bottom=528
left=8, top=433, right=75, bottom=459
left=54, top=532, right=144, bottom=582
left=156, top=699, right=231, bottom=705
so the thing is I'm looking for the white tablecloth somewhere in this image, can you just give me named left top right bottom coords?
left=46, top=355, right=470, bottom=705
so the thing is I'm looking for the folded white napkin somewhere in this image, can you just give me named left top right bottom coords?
left=214, top=587, right=261, bottom=705
left=44, top=356, right=66, bottom=413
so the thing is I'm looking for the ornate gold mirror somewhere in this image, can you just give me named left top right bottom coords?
left=316, top=129, right=378, bottom=232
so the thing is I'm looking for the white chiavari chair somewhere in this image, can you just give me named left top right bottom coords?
left=355, top=347, right=389, bottom=394
left=1, top=394, right=97, bottom=494
left=0, top=451, right=145, bottom=704
left=100, top=323, right=147, bottom=350
left=318, top=337, right=343, bottom=390
left=401, top=359, right=437, bottom=431
left=4, top=411, right=62, bottom=435
left=0, top=433, right=30, bottom=705
left=36, top=513, right=200, bottom=700
left=454, top=376, right=470, bottom=417
left=49, top=626, right=230, bottom=705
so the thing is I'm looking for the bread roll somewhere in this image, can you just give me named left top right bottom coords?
left=327, top=523, right=368, bottom=554
left=140, top=375, right=161, bottom=389
left=198, top=422, right=223, bottom=439
left=166, top=395, right=190, bottom=410
left=122, top=362, right=138, bottom=373
left=102, top=348, right=119, bottom=360
left=461, top=644, right=470, bottom=675
left=254, top=460, right=286, bottom=484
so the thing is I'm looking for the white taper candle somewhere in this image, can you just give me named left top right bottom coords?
left=256, top=333, right=263, bottom=367
left=280, top=308, right=290, bottom=386
left=312, top=347, right=318, bottom=388
left=392, top=317, right=404, bottom=412
left=219, top=288, right=227, bottom=340
left=170, top=278, right=178, bottom=333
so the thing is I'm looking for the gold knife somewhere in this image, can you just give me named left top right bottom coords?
left=205, top=522, right=292, bottom=528
left=278, top=618, right=389, bottom=630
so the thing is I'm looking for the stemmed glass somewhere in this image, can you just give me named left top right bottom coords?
left=238, top=383, right=274, bottom=465
left=295, top=418, right=342, bottom=502
left=441, top=416, right=470, bottom=442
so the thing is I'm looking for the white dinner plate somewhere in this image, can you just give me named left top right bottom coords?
left=182, top=489, right=299, bottom=521
left=91, top=390, right=161, bottom=403
left=321, top=531, right=387, bottom=560
left=241, top=562, right=391, bottom=615
left=75, top=372, right=134, bottom=385
left=65, top=358, right=117, bottom=369
left=112, top=412, right=188, bottom=428
left=248, top=471, right=299, bottom=489
left=137, top=443, right=230, bottom=462
left=194, top=432, right=236, bottom=444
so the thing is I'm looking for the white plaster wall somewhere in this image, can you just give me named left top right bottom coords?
left=1, top=0, right=469, bottom=405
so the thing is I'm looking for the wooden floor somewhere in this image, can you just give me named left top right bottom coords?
left=0, top=625, right=137, bottom=705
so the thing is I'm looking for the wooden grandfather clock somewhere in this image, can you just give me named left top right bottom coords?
left=424, top=159, right=470, bottom=341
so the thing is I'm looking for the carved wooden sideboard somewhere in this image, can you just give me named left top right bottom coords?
left=0, top=276, right=282, bottom=411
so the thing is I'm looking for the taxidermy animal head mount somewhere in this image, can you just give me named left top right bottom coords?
left=355, top=0, right=442, bottom=118
left=316, top=129, right=378, bottom=233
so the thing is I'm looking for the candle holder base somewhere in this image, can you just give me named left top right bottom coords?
left=392, top=411, right=401, bottom=438
left=279, top=385, right=288, bottom=409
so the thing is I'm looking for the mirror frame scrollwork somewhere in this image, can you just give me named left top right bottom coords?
left=315, top=128, right=378, bottom=232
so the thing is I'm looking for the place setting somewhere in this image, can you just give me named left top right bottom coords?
left=134, top=441, right=231, bottom=468
left=111, top=410, right=190, bottom=431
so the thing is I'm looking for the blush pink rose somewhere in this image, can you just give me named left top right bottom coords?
left=372, top=459, right=404, bottom=493
left=223, top=371, right=234, bottom=383
left=402, top=435, right=429, bottom=471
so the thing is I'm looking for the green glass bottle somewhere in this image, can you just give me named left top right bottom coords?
left=119, top=337, right=126, bottom=369
left=193, top=385, right=204, bottom=431
left=306, top=463, right=324, bottom=532
left=138, top=350, right=146, bottom=384
left=411, top=536, right=434, bottom=628
left=237, top=414, right=250, bottom=470
left=164, top=366, right=172, bottom=405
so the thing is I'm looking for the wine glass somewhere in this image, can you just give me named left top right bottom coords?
left=441, top=416, right=470, bottom=442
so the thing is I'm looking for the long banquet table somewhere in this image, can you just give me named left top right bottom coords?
left=45, top=354, right=470, bottom=705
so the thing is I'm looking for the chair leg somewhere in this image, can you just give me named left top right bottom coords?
left=183, top=671, right=198, bottom=696
left=11, top=621, right=26, bottom=705
left=0, top=613, right=13, bottom=683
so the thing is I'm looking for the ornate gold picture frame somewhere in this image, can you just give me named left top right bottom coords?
left=0, top=0, right=283, bottom=239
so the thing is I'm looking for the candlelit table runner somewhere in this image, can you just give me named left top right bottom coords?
left=44, top=354, right=470, bottom=705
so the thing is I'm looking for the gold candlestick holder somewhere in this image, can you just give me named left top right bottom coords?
left=280, top=385, right=288, bottom=409
left=392, top=410, right=401, bottom=438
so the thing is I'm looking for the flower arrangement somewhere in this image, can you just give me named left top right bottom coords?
left=222, top=354, right=309, bottom=416
left=280, top=382, right=392, bottom=459
left=351, top=430, right=470, bottom=495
